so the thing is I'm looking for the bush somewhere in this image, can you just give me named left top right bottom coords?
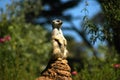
left=72, top=54, right=120, bottom=80
left=0, top=17, right=51, bottom=80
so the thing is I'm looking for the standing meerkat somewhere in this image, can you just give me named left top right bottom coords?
left=51, top=19, right=68, bottom=60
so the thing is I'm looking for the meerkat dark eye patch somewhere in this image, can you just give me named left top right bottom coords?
left=56, top=20, right=62, bottom=25
left=56, top=20, right=60, bottom=22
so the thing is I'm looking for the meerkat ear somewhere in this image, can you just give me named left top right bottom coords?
left=51, top=20, right=54, bottom=24
left=51, top=20, right=55, bottom=28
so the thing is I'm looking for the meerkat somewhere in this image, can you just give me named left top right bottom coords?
left=51, top=19, right=68, bottom=60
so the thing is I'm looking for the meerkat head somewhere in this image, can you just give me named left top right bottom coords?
left=52, top=19, right=63, bottom=29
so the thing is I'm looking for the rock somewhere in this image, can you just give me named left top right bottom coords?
left=36, top=59, right=72, bottom=80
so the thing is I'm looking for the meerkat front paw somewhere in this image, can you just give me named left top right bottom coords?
left=64, top=39, right=67, bottom=46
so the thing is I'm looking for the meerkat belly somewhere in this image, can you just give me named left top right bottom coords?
left=52, top=39, right=68, bottom=59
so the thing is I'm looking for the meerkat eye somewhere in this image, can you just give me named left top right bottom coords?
left=56, top=20, right=60, bottom=22
left=56, top=20, right=62, bottom=25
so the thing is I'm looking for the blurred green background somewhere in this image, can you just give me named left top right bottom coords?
left=0, top=0, right=120, bottom=80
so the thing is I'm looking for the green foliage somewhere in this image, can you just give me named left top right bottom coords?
left=71, top=45, right=120, bottom=80
left=0, top=2, right=51, bottom=80
left=0, top=1, right=120, bottom=80
left=82, top=19, right=99, bottom=44
left=100, top=0, right=120, bottom=44
left=82, top=0, right=120, bottom=47
left=0, top=22, right=51, bottom=80
left=0, top=20, right=51, bottom=80
left=101, top=0, right=120, bottom=24
left=73, top=54, right=120, bottom=80
left=80, top=61, right=120, bottom=80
